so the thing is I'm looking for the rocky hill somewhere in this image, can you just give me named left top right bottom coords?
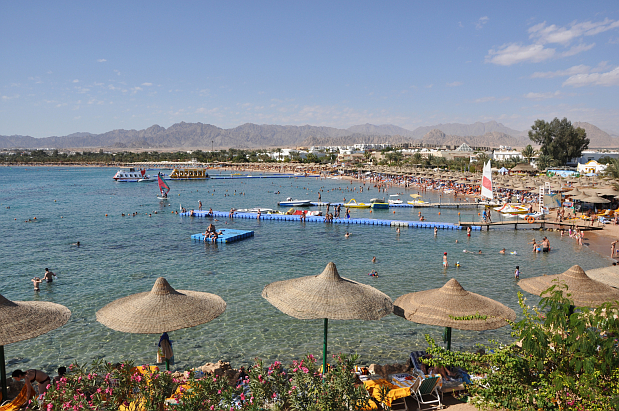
left=573, top=122, right=619, bottom=148
left=418, top=130, right=530, bottom=148
left=0, top=120, right=614, bottom=150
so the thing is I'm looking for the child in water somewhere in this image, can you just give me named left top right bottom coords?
left=31, top=277, right=42, bottom=291
left=369, top=269, right=379, bottom=277
left=514, top=266, right=520, bottom=279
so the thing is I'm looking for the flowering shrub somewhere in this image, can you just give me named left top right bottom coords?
left=42, top=354, right=371, bottom=411
left=424, top=283, right=619, bottom=410
left=43, top=360, right=176, bottom=411
left=43, top=360, right=140, bottom=410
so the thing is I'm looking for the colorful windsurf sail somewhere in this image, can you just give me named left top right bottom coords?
left=158, top=173, right=170, bottom=196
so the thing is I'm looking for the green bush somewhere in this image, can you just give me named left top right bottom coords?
left=424, top=284, right=619, bottom=410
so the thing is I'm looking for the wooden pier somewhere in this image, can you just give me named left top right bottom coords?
left=459, top=219, right=604, bottom=231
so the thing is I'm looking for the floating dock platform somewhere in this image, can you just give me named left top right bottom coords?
left=210, top=174, right=321, bottom=180
left=191, top=228, right=255, bottom=243
left=309, top=202, right=484, bottom=208
left=183, top=210, right=481, bottom=230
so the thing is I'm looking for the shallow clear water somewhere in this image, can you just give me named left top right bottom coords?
left=0, top=167, right=610, bottom=373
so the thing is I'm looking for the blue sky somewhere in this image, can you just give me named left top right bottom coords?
left=1, top=1, right=619, bottom=137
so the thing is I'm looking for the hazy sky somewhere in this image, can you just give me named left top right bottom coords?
left=2, top=1, right=619, bottom=137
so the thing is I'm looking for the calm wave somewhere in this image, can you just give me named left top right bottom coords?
left=0, top=167, right=608, bottom=373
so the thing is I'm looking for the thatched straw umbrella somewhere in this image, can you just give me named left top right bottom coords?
left=519, top=265, right=619, bottom=307
left=581, top=193, right=611, bottom=205
left=0, top=294, right=71, bottom=400
left=394, top=279, right=515, bottom=350
left=96, top=277, right=226, bottom=370
left=262, top=262, right=393, bottom=373
left=586, top=266, right=619, bottom=289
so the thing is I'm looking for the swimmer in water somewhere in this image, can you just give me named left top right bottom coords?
left=372, top=256, right=376, bottom=263
left=32, top=277, right=42, bottom=291
left=345, top=232, right=350, bottom=238
left=499, top=248, right=506, bottom=254
left=443, top=252, right=448, bottom=268
left=514, top=266, right=520, bottom=279
left=455, top=261, right=461, bottom=267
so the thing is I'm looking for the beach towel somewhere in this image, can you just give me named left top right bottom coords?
left=0, top=386, right=30, bottom=411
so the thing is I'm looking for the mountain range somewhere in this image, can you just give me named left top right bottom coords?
left=0, top=121, right=616, bottom=151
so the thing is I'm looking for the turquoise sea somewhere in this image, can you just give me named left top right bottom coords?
left=0, top=166, right=610, bottom=374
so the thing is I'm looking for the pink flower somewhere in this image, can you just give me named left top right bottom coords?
left=217, top=390, right=221, bottom=394
left=240, top=393, right=245, bottom=401
left=210, top=406, right=214, bottom=410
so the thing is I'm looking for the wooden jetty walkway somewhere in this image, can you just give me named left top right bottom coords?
left=459, top=219, right=605, bottom=231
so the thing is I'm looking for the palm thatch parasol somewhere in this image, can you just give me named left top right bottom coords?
left=0, top=294, right=71, bottom=400
left=262, top=262, right=393, bottom=373
left=519, top=265, right=619, bottom=307
left=96, top=277, right=226, bottom=369
left=581, top=193, right=611, bottom=204
left=586, top=266, right=619, bottom=289
left=394, top=279, right=515, bottom=350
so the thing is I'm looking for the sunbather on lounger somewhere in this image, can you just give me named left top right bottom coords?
left=418, top=355, right=459, bottom=380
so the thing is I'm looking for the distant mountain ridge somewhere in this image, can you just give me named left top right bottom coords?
left=0, top=121, right=616, bottom=150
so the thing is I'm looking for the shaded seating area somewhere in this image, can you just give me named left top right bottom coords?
left=363, top=374, right=443, bottom=411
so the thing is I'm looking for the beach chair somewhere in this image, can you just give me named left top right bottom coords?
left=411, top=375, right=442, bottom=410
left=0, top=386, right=30, bottom=411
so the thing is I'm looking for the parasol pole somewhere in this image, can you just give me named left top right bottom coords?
left=322, top=318, right=328, bottom=376
left=443, top=327, right=452, bottom=351
left=1, top=345, right=6, bottom=401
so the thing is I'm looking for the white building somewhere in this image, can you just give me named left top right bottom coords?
left=492, top=149, right=522, bottom=161
left=577, top=160, right=607, bottom=175
left=576, top=150, right=619, bottom=164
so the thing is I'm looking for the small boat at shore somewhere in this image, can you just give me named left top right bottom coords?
left=388, top=195, right=403, bottom=205
left=407, top=194, right=428, bottom=205
left=370, top=198, right=389, bottom=209
left=278, top=198, right=311, bottom=207
left=495, top=204, right=529, bottom=215
left=235, top=207, right=279, bottom=214
left=344, top=199, right=371, bottom=208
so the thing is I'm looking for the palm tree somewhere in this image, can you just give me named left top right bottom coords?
left=535, top=154, right=553, bottom=171
left=603, top=158, right=619, bottom=179
left=412, top=152, right=422, bottom=165
left=521, top=145, right=536, bottom=164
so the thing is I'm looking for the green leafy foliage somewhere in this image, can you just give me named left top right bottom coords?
left=528, top=118, right=589, bottom=166
left=423, top=284, right=619, bottom=410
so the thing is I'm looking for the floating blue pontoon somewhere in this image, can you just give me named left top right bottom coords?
left=191, top=228, right=254, bottom=243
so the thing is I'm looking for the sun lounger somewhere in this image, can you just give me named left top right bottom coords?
left=412, top=375, right=442, bottom=410
left=0, top=386, right=30, bottom=411
left=363, top=378, right=413, bottom=410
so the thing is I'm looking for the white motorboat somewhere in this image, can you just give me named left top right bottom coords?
left=278, top=198, right=312, bottom=207
left=388, top=195, right=403, bottom=205
left=113, top=168, right=151, bottom=182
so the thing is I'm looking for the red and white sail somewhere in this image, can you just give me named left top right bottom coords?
left=158, top=173, right=170, bottom=195
left=481, top=160, right=493, bottom=199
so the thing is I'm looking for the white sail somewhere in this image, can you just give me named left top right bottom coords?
left=481, top=160, right=493, bottom=199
